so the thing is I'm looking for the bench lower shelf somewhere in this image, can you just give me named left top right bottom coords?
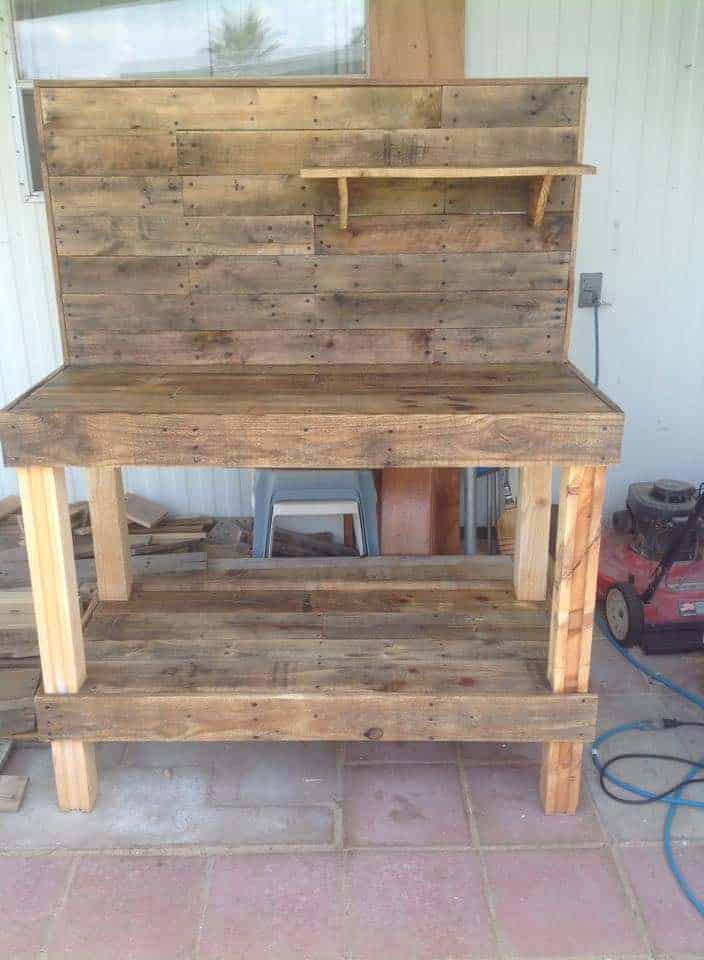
left=36, top=557, right=597, bottom=744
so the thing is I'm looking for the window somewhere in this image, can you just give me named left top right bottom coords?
left=10, top=0, right=367, bottom=192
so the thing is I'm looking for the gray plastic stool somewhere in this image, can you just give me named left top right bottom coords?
left=252, top=470, right=379, bottom=558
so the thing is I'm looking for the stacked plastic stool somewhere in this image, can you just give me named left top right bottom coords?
left=251, top=469, right=379, bottom=558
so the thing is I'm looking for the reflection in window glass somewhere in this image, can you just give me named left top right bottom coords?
left=12, top=0, right=366, bottom=80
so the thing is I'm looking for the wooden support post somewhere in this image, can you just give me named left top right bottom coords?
left=514, top=464, right=552, bottom=601
left=17, top=466, right=97, bottom=811
left=337, top=177, right=349, bottom=230
left=528, top=174, right=554, bottom=227
left=87, top=467, right=132, bottom=601
left=540, top=464, right=607, bottom=814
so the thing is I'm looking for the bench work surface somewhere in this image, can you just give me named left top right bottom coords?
left=35, top=556, right=597, bottom=743
left=0, top=361, right=623, bottom=467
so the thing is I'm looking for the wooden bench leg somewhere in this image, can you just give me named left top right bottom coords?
left=17, top=466, right=97, bottom=811
left=514, top=464, right=552, bottom=602
left=540, top=464, right=606, bottom=814
left=87, top=467, right=132, bottom=601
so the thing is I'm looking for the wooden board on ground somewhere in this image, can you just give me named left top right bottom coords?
left=125, top=493, right=168, bottom=529
left=0, top=668, right=39, bottom=735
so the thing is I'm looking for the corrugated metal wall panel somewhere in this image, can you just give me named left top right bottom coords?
left=1, top=0, right=703, bottom=514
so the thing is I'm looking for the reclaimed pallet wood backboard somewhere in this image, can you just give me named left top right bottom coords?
left=37, top=78, right=587, bottom=367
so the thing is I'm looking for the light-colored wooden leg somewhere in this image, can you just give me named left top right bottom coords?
left=514, top=464, right=552, bottom=601
left=540, top=464, right=607, bottom=814
left=87, top=467, right=132, bottom=601
left=540, top=741, right=583, bottom=814
left=17, top=466, right=97, bottom=811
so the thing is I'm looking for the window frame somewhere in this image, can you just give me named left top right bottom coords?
left=2, top=7, right=42, bottom=200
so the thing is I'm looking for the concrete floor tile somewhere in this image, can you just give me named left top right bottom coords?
left=343, top=763, right=469, bottom=846
left=48, top=856, right=204, bottom=960
left=589, top=631, right=652, bottom=695
left=344, top=741, right=456, bottom=764
left=460, top=741, right=541, bottom=765
left=210, top=742, right=339, bottom=805
left=0, top=854, right=71, bottom=959
left=619, top=845, right=704, bottom=955
left=466, top=764, right=604, bottom=846
left=346, top=850, right=495, bottom=960
left=2, top=748, right=334, bottom=849
left=123, top=742, right=230, bottom=768
left=200, top=853, right=343, bottom=960
left=485, top=848, right=646, bottom=957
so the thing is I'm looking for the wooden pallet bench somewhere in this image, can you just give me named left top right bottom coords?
left=0, top=77, right=623, bottom=817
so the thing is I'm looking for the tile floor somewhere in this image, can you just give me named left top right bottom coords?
left=2, top=628, right=704, bottom=960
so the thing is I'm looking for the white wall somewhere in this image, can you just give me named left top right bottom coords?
left=468, top=0, right=704, bottom=512
left=1, top=0, right=703, bottom=516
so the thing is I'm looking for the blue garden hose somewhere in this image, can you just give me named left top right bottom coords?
left=593, top=611, right=704, bottom=917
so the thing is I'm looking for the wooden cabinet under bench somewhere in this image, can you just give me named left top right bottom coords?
left=0, top=77, right=623, bottom=817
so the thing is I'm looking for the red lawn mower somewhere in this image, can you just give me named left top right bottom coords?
left=598, top=479, right=704, bottom=654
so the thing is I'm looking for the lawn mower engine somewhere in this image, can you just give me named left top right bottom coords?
left=598, top=479, right=704, bottom=654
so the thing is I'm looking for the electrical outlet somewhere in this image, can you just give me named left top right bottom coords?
left=578, top=272, right=603, bottom=307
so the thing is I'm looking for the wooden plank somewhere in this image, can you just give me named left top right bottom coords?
left=314, top=252, right=570, bottom=291
left=135, top=554, right=514, bottom=591
left=67, top=325, right=559, bottom=366
left=50, top=176, right=182, bottom=215
left=60, top=291, right=566, bottom=338
left=369, top=0, right=465, bottom=81
left=0, top=496, right=21, bottom=522
left=514, top=464, right=553, bottom=602
left=315, top=214, right=572, bottom=254
left=124, top=493, right=168, bottom=529
left=442, top=83, right=582, bottom=127
left=41, top=85, right=442, bottom=130
left=16, top=467, right=96, bottom=810
left=300, top=164, right=594, bottom=178
left=37, top=689, right=597, bottom=743
left=541, top=464, right=607, bottom=815
left=177, top=128, right=578, bottom=175
left=1, top=409, right=622, bottom=468
left=63, top=294, right=317, bottom=332
left=337, top=177, right=349, bottom=230
left=184, top=175, right=338, bottom=216
left=46, top=132, right=177, bottom=175
left=55, top=215, right=314, bottom=257
left=60, top=256, right=188, bottom=294
left=313, top=291, right=566, bottom=329
left=191, top=255, right=316, bottom=293
left=445, top=176, right=574, bottom=214
left=0, top=668, right=39, bottom=736
left=87, top=468, right=132, bottom=601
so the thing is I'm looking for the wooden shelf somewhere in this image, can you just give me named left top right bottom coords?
left=300, top=164, right=597, bottom=229
left=35, top=557, right=598, bottom=743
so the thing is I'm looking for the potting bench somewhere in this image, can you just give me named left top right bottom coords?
left=0, top=78, right=622, bottom=814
